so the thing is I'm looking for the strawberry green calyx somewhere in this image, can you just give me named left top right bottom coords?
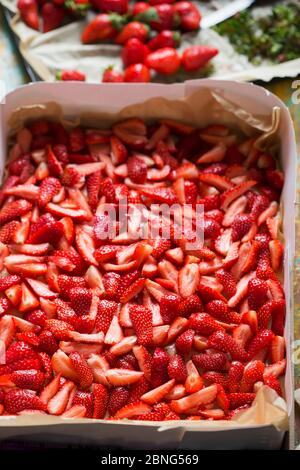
left=65, top=0, right=90, bottom=15
left=135, top=8, right=159, bottom=24
left=172, top=31, right=181, bottom=47
left=172, top=12, right=181, bottom=30
left=108, top=13, right=127, bottom=31
left=55, top=71, right=63, bottom=81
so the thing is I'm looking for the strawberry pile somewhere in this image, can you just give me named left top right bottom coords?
left=84, top=2, right=218, bottom=82
left=0, top=117, right=285, bottom=420
left=17, top=0, right=90, bottom=32
left=17, top=0, right=218, bottom=83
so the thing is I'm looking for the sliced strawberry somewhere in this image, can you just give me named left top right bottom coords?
left=220, top=180, right=257, bottom=210
left=0, top=275, right=21, bottom=292
left=269, top=239, right=283, bottom=272
left=263, top=375, right=282, bottom=396
left=199, top=173, right=233, bottom=191
left=133, top=345, right=152, bottom=381
left=45, top=319, right=74, bottom=341
left=247, top=278, right=268, bottom=310
left=178, top=263, right=199, bottom=298
left=4, top=389, right=46, bottom=414
left=114, top=401, right=151, bottom=419
left=228, top=392, right=255, bottom=409
left=175, top=329, right=194, bottom=355
left=120, top=278, right=146, bottom=303
left=0, top=199, right=32, bottom=225
left=170, top=384, right=218, bottom=413
left=0, top=221, right=20, bottom=244
left=47, top=145, right=63, bottom=177
left=263, top=359, right=286, bottom=379
left=167, top=354, right=187, bottom=383
left=38, top=177, right=61, bottom=208
left=228, top=272, right=255, bottom=308
left=105, top=368, right=144, bottom=386
left=240, top=360, right=265, bottom=392
left=215, top=269, right=236, bottom=297
left=192, top=352, right=227, bottom=372
left=69, top=351, right=93, bottom=389
left=141, top=187, right=178, bottom=205
left=47, top=381, right=75, bottom=416
left=208, top=331, right=249, bottom=361
left=27, top=214, right=63, bottom=245
left=247, top=329, right=274, bottom=358
left=129, top=305, right=153, bottom=347
left=231, top=214, right=253, bottom=242
left=189, top=312, right=223, bottom=336
left=141, top=379, right=175, bottom=405
left=9, top=369, right=45, bottom=391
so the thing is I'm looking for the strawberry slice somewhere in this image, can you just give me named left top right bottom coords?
left=120, top=278, right=146, bottom=303
left=232, top=324, right=252, bottom=349
left=199, top=174, right=233, bottom=191
left=0, top=275, right=21, bottom=292
left=263, top=359, right=286, bottom=379
left=9, top=243, right=50, bottom=256
left=19, top=283, right=39, bottom=312
left=5, top=184, right=39, bottom=200
left=228, top=272, right=255, bottom=308
left=69, top=351, right=93, bottom=389
left=47, top=145, right=63, bottom=176
left=113, top=118, right=148, bottom=149
left=114, top=401, right=151, bottom=419
left=46, top=203, right=88, bottom=221
left=141, top=187, right=178, bottom=205
left=178, top=263, right=199, bottom=298
left=214, top=229, right=232, bottom=256
left=27, top=214, right=64, bottom=245
left=40, top=373, right=62, bottom=404
left=0, top=316, right=16, bottom=348
left=145, top=279, right=170, bottom=302
left=51, top=350, right=79, bottom=381
left=104, top=316, right=123, bottom=345
left=105, top=369, right=144, bottom=386
left=222, top=196, right=247, bottom=227
left=197, top=143, right=226, bottom=164
left=192, top=352, right=227, bottom=372
left=269, top=239, right=283, bottom=272
left=228, top=392, right=255, bottom=409
left=8, top=369, right=45, bottom=391
left=208, top=331, right=249, bottom=361
left=0, top=199, right=32, bottom=225
left=4, top=389, right=47, bottom=414
left=47, top=381, right=75, bottom=416
left=141, top=379, right=175, bottom=405
left=133, top=345, right=152, bottom=381
left=168, top=354, right=187, bottom=383
left=38, top=177, right=61, bottom=208
left=247, top=329, right=274, bottom=358
left=129, top=305, right=153, bottom=347
left=170, top=384, right=218, bottom=413
left=76, top=228, right=98, bottom=266
left=25, top=278, right=58, bottom=299
left=270, top=335, right=285, bottom=363
left=220, top=180, right=257, bottom=210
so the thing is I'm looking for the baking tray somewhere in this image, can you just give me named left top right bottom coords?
left=0, top=79, right=295, bottom=449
